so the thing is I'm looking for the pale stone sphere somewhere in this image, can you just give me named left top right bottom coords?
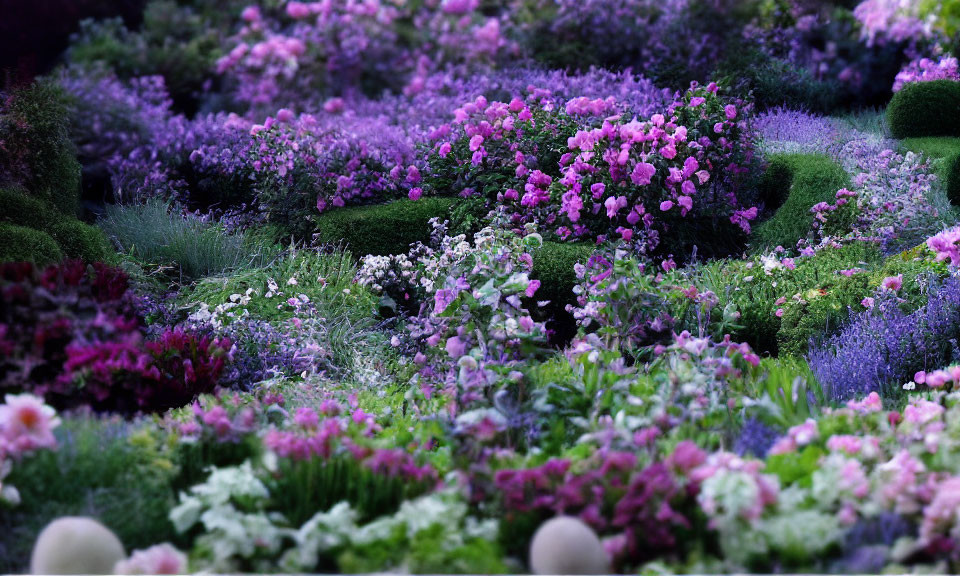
left=529, top=515, right=610, bottom=575
left=30, top=517, right=126, bottom=575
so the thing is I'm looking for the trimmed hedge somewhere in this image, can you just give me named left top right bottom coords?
left=0, top=187, right=58, bottom=230
left=0, top=224, right=63, bottom=265
left=752, top=154, right=850, bottom=250
left=49, top=219, right=111, bottom=263
left=902, top=137, right=960, bottom=206
left=314, top=197, right=460, bottom=257
left=0, top=187, right=110, bottom=262
left=887, top=80, right=960, bottom=140
left=531, top=241, right=594, bottom=343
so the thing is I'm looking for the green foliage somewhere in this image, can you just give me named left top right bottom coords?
left=756, top=156, right=794, bottom=212
left=339, top=523, right=507, bottom=574
left=752, top=154, right=850, bottom=250
left=902, top=136, right=960, bottom=206
left=314, top=197, right=459, bottom=257
left=0, top=417, right=178, bottom=573
left=0, top=186, right=59, bottom=230
left=887, top=80, right=960, bottom=140
left=530, top=241, right=594, bottom=342
left=0, top=224, right=63, bottom=265
left=49, top=218, right=111, bottom=262
left=0, top=187, right=111, bottom=263
left=717, top=48, right=841, bottom=114
left=0, top=79, right=82, bottom=216
left=700, top=243, right=883, bottom=354
left=753, top=357, right=823, bottom=427
left=98, top=198, right=277, bottom=279
left=67, top=2, right=239, bottom=113
left=188, top=248, right=375, bottom=324
left=269, top=456, right=432, bottom=528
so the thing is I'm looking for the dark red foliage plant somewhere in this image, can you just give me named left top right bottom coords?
left=0, top=260, right=232, bottom=414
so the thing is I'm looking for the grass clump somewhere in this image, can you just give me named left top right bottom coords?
left=98, top=198, right=277, bottom=279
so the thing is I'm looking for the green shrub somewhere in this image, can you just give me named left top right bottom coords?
left=98, top=198, right=276, bottom=279
left=887, top=80, right=960, bottom=140
left=717, top=48, right=841, bottom=114
left=902, top=137, right=960, bottom=206
left=0, top=417, right=178, bottom=573
left=0, top=186, right=58, bottom=230
left=752, top=154, right=850, bottom=250
left=49, top=219, right=111, bottom=262
left=0, top=79, right=81, bottom=216
left=701, top=243, right=884, bottom=355
left=314, top=198, right=460, bottom=257
left=0, top=224, right=63, bottom=265
left=756, top=156, right=795, bottom=212
left=531, top=241, right=594, bottom=342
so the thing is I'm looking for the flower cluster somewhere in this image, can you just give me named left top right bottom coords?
left=893, top=54, right=960, bottom=91
left=0, top=393, right=60, bottom=505
left=399, top=225, right=548, bottom=438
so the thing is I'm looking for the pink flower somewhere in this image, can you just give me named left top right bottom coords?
left=446, top=336, right=467, bottom=358
left=241, top=5, right=261, bottom=22
left=0, top=394, right=60, bottom=454
left=846, top=392, right=883, bottom=413
left=605, top=196, right=627, bottom=218
left=630, top=162, right=656, bottom=186
left=286, top=1, right=311, bottom=19
left=660, top=200, right=674, bottom=211
left=677, top=195, right=693, bottom=212
left=525, top=279, right=541, bottom=298
left=862, top=297, right=875, bottom=308
left=276, top=108, right=294, bottom=123
left=725, top=105, right=737, bottom=120
left=469, top=135, right=484, bottom=151
left=408, top=187, right=423, bottom=201
left=113, top=543, right=188, bottom=575
left=438, top=142, right=452, bottom=158
left=881, top=275, right=903, bottom=291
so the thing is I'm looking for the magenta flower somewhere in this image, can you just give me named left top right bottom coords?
left=630, top=162, right=656, bottom=186
left=881, top=275, right=903, bottom=292
left=445, top=336, right=467, bottom=358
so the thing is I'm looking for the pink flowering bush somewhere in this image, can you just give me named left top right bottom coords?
left=216, top=1, right=511, bottom=107
left=894, top=55, right=960, bottom=91
left=427, top=83, right=758, bottom=256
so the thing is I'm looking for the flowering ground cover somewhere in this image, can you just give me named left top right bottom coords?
left=6, top=0, right=960, bottom=574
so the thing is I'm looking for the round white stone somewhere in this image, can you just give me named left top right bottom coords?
left=30, top=517, right=126, bottom=575
left=529, top=515, right=609, bottom=575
